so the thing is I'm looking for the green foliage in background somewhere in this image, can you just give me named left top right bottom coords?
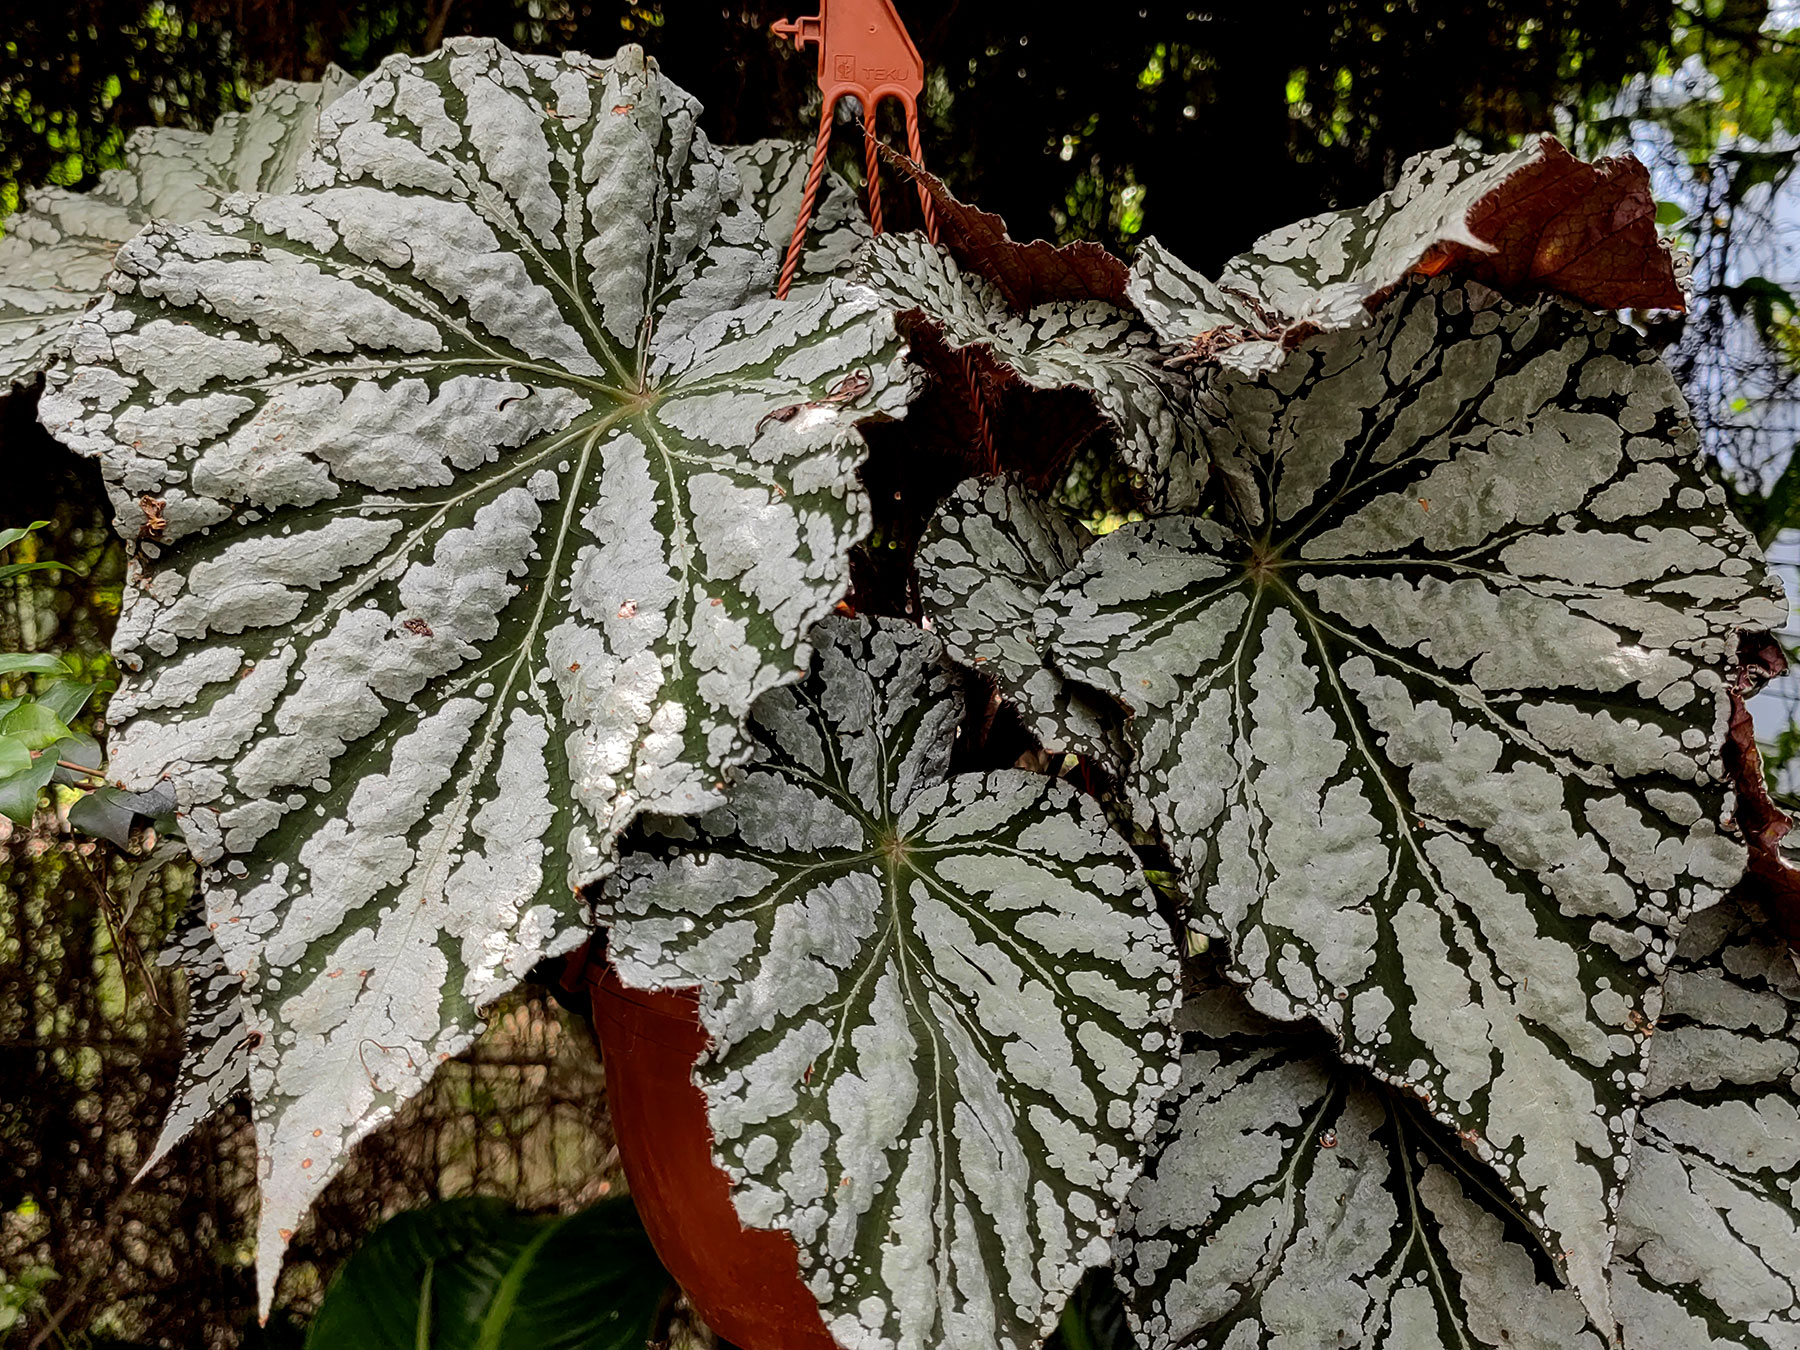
left=304, top=1198, right=672, bottom=1350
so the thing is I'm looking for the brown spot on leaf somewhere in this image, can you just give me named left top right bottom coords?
left=137, top=495, right=167, bottom=541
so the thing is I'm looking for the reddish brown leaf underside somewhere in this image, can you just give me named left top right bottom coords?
left=896, top=312, right=1109, bottom=484
left=1722, top=631, right=1800, bottom=943
left=878, top=145, right=1130, bottom=311
left=1416, top=139, right=1685, bottom=311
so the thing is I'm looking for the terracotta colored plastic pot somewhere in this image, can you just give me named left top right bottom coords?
left=586, top=959, right=838, bottom=1350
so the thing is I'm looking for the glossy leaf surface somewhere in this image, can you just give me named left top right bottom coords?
left=304, top=1196, right=671, bottom=1350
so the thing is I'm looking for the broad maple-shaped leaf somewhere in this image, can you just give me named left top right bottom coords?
left=601, top=616, right=1181, bottom=1350
left=915, top=475, right=1127, bottom=773
left=1116, top=901, right=1800, bottom=1349
left=1127, top=137, right=1683, bottom=379
left=37, top=37, right=909, bottom=1301
left=0, top=69, right=356, bottom=390
left=1039, top=274, right=1787, bottom=1325
left=857, top=233, right=1203, bottom=510
left=1114, top=964, right=1610, bottom=1350
left=137, top=898, right=252, bottom=1179
left=726, top=138, right=872, bottom=285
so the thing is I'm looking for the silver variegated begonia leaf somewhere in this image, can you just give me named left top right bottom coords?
left=916, top=474, right=1128, bottom=774
left=601, top=615, right=1182, bottom=1350
left=1124, top=141, right=1540, bottom=374
left=0, top=68, right=357, bottom=390
left=1117, top=901, right=1800, bottom=1350
left=856, top=233, right=1204, bottom=512
left=1115, top=964, right=1610, bottom=1350
left=1039, top=274, right=1788, bottom=1326
left=138, top=898, right=253, bottom=1180
left=37, top=37, right=909, bottom=1300
left=1609, top=897, right=1800, bottom=1348
left=726, top=138, right=872, bottom=284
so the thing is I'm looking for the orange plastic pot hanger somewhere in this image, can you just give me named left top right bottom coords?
left=771, top=0, right=940, bottom=297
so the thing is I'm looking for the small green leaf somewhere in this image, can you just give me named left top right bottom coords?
left=68, top=790, right=136, bottom=848
left=34, top=679, right=95, bottom=726
left=0, top=521, right=51, bottom=552
left=0, top=702, right=71, bottom=751
left=48, top=732, right=102, bottom=785
left=0, top=755, right=57, bottom=825
left=304, top=1197, right=672, bottom=1350
left=0, top=560, right=71, bottom=582
left=1654, top=199, right=1687, bottom=227
left=0, top=653, right=74, bottom=677
left=70, top=782, right=178, bottom=847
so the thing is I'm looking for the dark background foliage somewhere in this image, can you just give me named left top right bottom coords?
left=2, top=2, right=1797, bottom=1346
left=2, top=1, right=1674, bottom=263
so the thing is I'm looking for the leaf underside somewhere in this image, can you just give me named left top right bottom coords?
left=877, top=148, right=1130, bottom=312
left=1040, top=274, right=1786, bottom=1323
left=39, top=37, right=909, bottom=1304
left=0, top=70, right=355, bottom=390
left=602, top=615, right=1181, bottom=1350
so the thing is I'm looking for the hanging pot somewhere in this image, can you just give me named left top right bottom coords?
left=585, top=957, right=838, bottom=1350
